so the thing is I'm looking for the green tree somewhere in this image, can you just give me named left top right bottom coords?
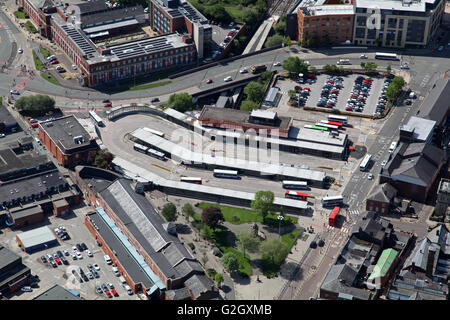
left=93, top=149, right=114, bottom=169
left=236, top=230, right=261, bottom=258
left=162, top=202, right=177, bottom=222
left=258, top=71, right=273, bottom=85
left=297, top=39, right=302, bottom=47
left=220, top=252, right=239, bottom=273
left=201, top=225, right=215, bottom=241
left=168, top=93, right=193, bottom=112
left=386, top=65, right=392, bottom=75
left=363, top=62, right=378, bottom=72
left=214, top=273, right=224, bottom=288
left=201, top=206, right=224, bottom=230
left=265, top=34, right=284, bottom=48
left=274, top=21, right=286, bottom=35
left=260, top=237, right=289, bottom=265
left=240, top=99, right=259, bottom=111
left=385, top=76, right=405, bottom=102
left=360, top=62, right=366, bottom=69
left=244, top=81, right=265, bottom=102
left=182, top=203, right=195, bottom=222
left=204, top=5, right=231, bottom=23
left=282, top=57, right=308, bottom=78
left=242, top=7, right=259, bottom=26
left=15, top=94, right=55, bottom=116
left=284, top=36, right=292, bottom=47
left=306, top=37, right=312, bottom=47
left=251, top=190, right=274, bottom=223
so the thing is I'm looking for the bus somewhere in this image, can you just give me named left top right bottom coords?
left=133, top=143, right=148, bottom=154
left=282, top=180, right=308, bottom=190
left=213, top=169, right=239, bottom=179
left=321, top=120, right=343, bottom=129
left=389, top=141, right=398, bottom=153
left=285, top=190, right=308, bottom=201
left=322, top=195, right=344, bottom=208
left=360, top=154, right=372, bottom=171
left=143, top=127, right=165, bottom=138
left=375, top=52, right=398, bottom=61
left=328, top=115, right=348, bottom=125
left=147, top=148, right=166, bottom=161
left=316, top=122, right=339, bottom=131
left=89, top=111, right=104, bottom=127
left=180, top=177, right=202, bottom=184
left=329, top=206, right=340, bottom=226
left=337, top=59, right=351, bottom=65
left=311, top=125, right=328, bottom=131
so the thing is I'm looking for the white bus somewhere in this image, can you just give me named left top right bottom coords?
left=389, top=141, right=398, bottom=153
left=328, top=115, right=348, bottom=125
left=322, top=195, right=344, bottom=208
left=180, top=177, right=202, bottom=184
left=316, top=122, right=339, bottom=131
left=143, top=127, right=165, bottom=138
left=282, top=180, right=308, bottom=190
left=89, top=111, right=104, bottom=127
left=337, top=59, right=351, bottom=65
left=133, top=143, right=148, bottom=154
left=147, top=148, right=166, bottom=161
left=375, top=52, right=398, bottom=60
left=213, top=169, right=239, bottom=179
left=360, top=154, right=372, bottom=171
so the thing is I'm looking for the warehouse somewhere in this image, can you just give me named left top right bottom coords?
left=33, top=284, right=82, bottom=300
left=16, top=226, right=58, bottom=254
left=0, top=245, right=31, bottom=296
left=8, top=205, right=45, bottom=229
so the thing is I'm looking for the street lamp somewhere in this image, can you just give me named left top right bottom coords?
left=277, top=214, right=284, bottom=239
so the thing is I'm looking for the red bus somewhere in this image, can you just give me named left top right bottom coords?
left=320, top=120, right=343, bottom=129
left=329, top=206, right=340, bottom=226
left=285, top=190, right=308, bottom=201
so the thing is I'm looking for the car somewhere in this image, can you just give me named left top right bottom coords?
left=86, top=250, right=93, bottom=257
left=93, top=270, right=100, bottom=278
left=318, top=239, right=325, bottom=247
left=223, top=38, right=230, bottom=43
left=80, top=243, right=88, bottom=251
left=93, top=263, right=100, bottom=271
left=101, top=283, right=108, bottom=291
left=205, top=78, right=213, bottom=84
left=10, top=89, right=20, bottom=95
left=95, top=285, right=103, bottom=294
left=150, top=98, right=159, bottom=103
left=310, top=241, right=317, bottom=248
left=76, top=252, right=83, bottom=260
left=54, top=257, right=61, bottom=265
left=47, top=55, right=56, bottom=61
left=50, top=260, right=57, bottom=268
left=71, top=64, right=77, bottom=70
left=108, top=283, right=115, bottom=289
left=360, top=54, right=368, bottom=59
left=41, top=256, right=47, bottom=263
left=87, top=272, right=94, bottom=279
left=223, top=76, right=232, bottom=82
left=102, top=99, right=110, bottom=103
left=50, top=60, right=59, bottom=65
left=21, top=286, right=32, bottom=292
left=368, top=173, right=374, bottom=180
left=400, top=64, right=409, bottom=70
left=105, top=290, right=112, bottom=298
left=227, top=31, right=236, bottom=37
left=294, top=85, right=302, bottom=92
left=63, top=249, right=69, bottom=256
left=18, top=48, right=23, bottom=54
left=76, top=244, right=83, bottom=251
left=438, top=45, right=444, bottom=51
left=111, top=289, right=118, bottom=297
left=345, top=106, right=353, bottom=111
left=228, top=22, right=235, bottom=28
left=61, top=257, right=69, bottom=265
left=0, top=133, right=5, bottom=138
left=104, top=102, right=112, bottom=107
left=325, top=104, right=333, bottom=108
left=57, top=250, right=63, bottom=257
left=381, top=160, right=388, bottom=167
left=404, top=99, right=412, bottom=105
left=273, top=61, right=281, bottom=66
left=239, top=68, right=248, bottom=74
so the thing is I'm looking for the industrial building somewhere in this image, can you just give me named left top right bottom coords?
left=0, top=245, right=31, bottom=296
left=16, top=226, right=58, bottom=253
left=33, top=284, right=82, bottom=300
left=38, top=115, right=99, bottom=168
left=399, top=116, right=436, bottom=144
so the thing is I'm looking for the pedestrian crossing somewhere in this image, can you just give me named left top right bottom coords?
left=349, top=210, right=360, bottom=216
left=326, top=225, right=351, bottom=234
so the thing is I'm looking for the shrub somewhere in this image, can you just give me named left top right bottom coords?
left=188, top=243, right=195, bottom=250
left=207, top=268, right=217, bottom=278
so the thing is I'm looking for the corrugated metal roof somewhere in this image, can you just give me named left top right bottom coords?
left=368, top=248, right=398, bottom=280
left=16, top=226, right=56, bottom=248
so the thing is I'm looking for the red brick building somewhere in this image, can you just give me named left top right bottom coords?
left=38, top=115, right=98, bottom=168
left=19, top=0, right=54, bottom=37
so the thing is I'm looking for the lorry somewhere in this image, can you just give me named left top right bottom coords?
left=250, top=65, right=267, bottom=74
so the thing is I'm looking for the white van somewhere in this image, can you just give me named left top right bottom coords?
left=119, top=276, right=127, bottom=285
left=409, top=92, right=416, bottom=99
left=337, top=59, right=351, bottom=65
left=112, top=266, right=120, bottom=276
left=104, top=255, right=112, bottom=265
left=123, top=284, right=133, bottom=295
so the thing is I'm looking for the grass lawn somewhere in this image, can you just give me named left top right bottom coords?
left=41, top=73, right=59, bottom=85
left=40, top=47, right=51, bottom=58
left=24, top=21, right=36, bottom=33
left=128, top=80, right=172, bottom=91
left=225, top=8, right=242, bottom=22
left=33, top=52, right=43, bottom=71
left=14, top=11, right=26, bottom=19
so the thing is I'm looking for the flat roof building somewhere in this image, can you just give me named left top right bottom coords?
left=33, top=284, right=82, bottom=300
left=16, top=226, right=58, bottom=253
left=0, top=245, right=31, bottom=296
left=400, top=116, right=436, bottom=144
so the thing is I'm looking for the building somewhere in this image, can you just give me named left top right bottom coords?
left=0, top=245, right=31, bottom=296
left=380, top=142, right=446, bottom=202
left=351, top=211, right=393, bottom=247
left=0, top=105, right=18, bottom=133
left=297, top=3, right=354, bottom=45
left=33, top=284, right=82, bottom=300
left=435, top=179, right=450, bottom=221
left=19, top=0, right=55, bottom=38
left=8, top=206, right=45, bottom=229
left=417, top=78, right=450, bottom=128
left=198, top=106, right=293, bottom=138
left=399, top=116, right=436, bottom=144
left=16, top=226, right=58, bottom=253
left=366, top=183, right=398, bottom=214
left=263, top=87, right=280, bottom=107
left=38, top=115, right=99, bottom=168
left=366, top=248, right=399, bottom=289
left=353, top=0, right=445, bottom=48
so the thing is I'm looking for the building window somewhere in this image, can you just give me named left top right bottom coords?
left=357, top=16, right=367, bottom=27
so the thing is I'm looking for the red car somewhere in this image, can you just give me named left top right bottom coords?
left=303, top=87, right=310, bottom=91
left=205, top=78, right=213, bottom=84
left=294, top=85, right=302, bottom=91
left=351, top=94, right=358, bottom=98
left=111, top=289, right=118, bottom=297
left=50, top=60, right=59, bottom=65
left=31, top=123, right=39, bottom=128
left=332, top=89, right=339, bottom=94
left=325, top=104, right=333, bottom=108
left=104, top=103, right=112, bottom=107
left=227, top=31, right=235, bottom=37
left=55, top=258, right=61, bottom=265
left=105, top=290, right=112, bottom=298
left=326, top=80, right=334, bottom=84
left=345, top=106, right=353, bottom=111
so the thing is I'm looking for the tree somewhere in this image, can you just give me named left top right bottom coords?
left=297, top=39, right=302, bottom=47
left=93, top=149, right=114, bottom=169
left=265, top=34, right=284, bottom=48
left=162, top=202, right=177, bottom=222
left=244, top=81, right=265, bottom=102
left=258, top=71, right=273, bottom=85
left=15, top=94, right=55, bottom=116
left=386, top=65, right=392, bottom=75
left=363, top=62, right=378, bottom=72
left=182, top=203, right=195, bottom=222
left=274, top=21, right=286, bottom=35
left=201, top=206, right=224, bottom=230
left=220, top=252, right=239, bottom=273
left=284, top=36, right=292, bottom=47
left=240, top=99, right=259, bottom=111
left=282, top=57, right=308, bottom=78
left=204, top=5, right=231, bottom=23
left=214, top=273, right=224, bottom=288
left=360, top=62, right=366, bottom=69
left=201, top=225, right=215, bottom=241
left=260, top=237, right=289, bottom=266
left=251, top=190, right=274, bottom=223
left=306, top=37, right=312, bottom=47
left=385, top=76, right=405, bottom=102
left=236, top=231, right=261, bottom=258
left=168, top=93, right=193, bottom=113
left=242, top=7, right=259, bottom=26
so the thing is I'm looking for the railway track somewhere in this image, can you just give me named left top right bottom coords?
left=269, top=0, right=299, bottom=16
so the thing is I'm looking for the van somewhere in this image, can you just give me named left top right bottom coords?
left=409, top=92, right=415, bottom=99
left=337, top=59, right=350, bottom=65
left=112, top=266, right=120, bottom=276
left=119, top=276, right=127, bottom=285
left=104, top=255, right=112, bottom=265
left=123, top=284, right=133, bottom=295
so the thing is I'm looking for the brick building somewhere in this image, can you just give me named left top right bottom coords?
left=366, top=183, right=398, bottom=214
left=18, top=0, right=55, bottom=38
left=0, top=245, right=31, bottom=296
left=38, top=115, right=98, bottom=168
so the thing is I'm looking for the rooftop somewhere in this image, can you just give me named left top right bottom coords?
left=400, top=116, right=436, bottom=142
left=0, top=245, right=21, bottom=271
left=300, top=4, right=354, bottom=16
left=16, top=226, right=56, bottom=248
left=250, top=109, right=277, bottom=120
left=418, top=78, right=450, bottom=125
left=10, top=205, right=43, bottom=221
left=439, top=179, right=450, bottom=194
left=0, top=105, right=18, bottom=127
left=33, top=284, right=82, bottom=300
left=368, top=248, right=398, bottom=280
left=355, top=0, right=439, bottom=13
left=289, top=126, right=347, bottom=147
left=0, top=148, right=51, bottom=177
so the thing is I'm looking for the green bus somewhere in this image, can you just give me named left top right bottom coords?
left=311, top=125, right=328, bottom=131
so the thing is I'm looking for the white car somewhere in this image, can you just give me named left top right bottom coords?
left=72, top=246, right=77, bottom=252
left=438, top=45, right=444, bottom=51
left=72, top=254, right=77, bottom=260
left=0, top=134, right=5, bottom=138
left=305, top=61, right=310, bottom=65
left=368, top=173, right=374, bottom=180
left=63, top=249, right=69, bottom=256
left=71, top=64, right=77, bottom=70
left=18, top=48, right=23, bottom=54
left=86, top=250, right=93, bottom=257
left=400, top=64, right=409, bottom=70
left=93, top=263, right=100, bottom=271
left=10, top=89, right=20, bottom=95
left=87, top=272, right=94, bottom=279
left=381, top=160, right=387, bottom=167
left=224, top=76, right=232, bottom=82
left=273, top=61, right=281, bottom=67
left=360, top=54, right=368, bottom=59
left=239, top=68, right=248, bottom=74
left=76, top=252, right=83, bottom=259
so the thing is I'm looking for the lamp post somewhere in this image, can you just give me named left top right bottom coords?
left=277, top=214, right=284, bottom=239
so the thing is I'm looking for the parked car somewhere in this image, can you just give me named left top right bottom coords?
left=93, top=263, right=100, bottom=271
left=151, top=97, right=159, bottom=103
left=76, top=252, right=83, bottom=260
left=21, top=286, right=32, bottom=292
left=86, top=250, right=93, bottom=257
left=103, top=102, right=112, bottom=107
left=41, top=256, right=47, bottom=263
left=239, top=68, right=248, bottom=74
left=50, top=60, right=59, bottom=65
left=318, top=239, right=325, bottom=247
left=50, top=260, right=57, bottom=268
left=381, top=160, right=388, bottom=167
left=76, top=244, right=83, bottom=251
left=95, top=285, right=103, bottom=294
left=18, top=48, right=23, bottom=54
left=360, top=54, right=368, bottom=59
left=438, top=45, right=444, bottom=51
left=368, top=173, right=374, bottom=180
left=400, top=64, right=409, bottom=70
left=63, top=250, right=69, bottom=256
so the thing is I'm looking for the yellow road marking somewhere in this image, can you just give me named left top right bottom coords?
left=151, top=163, right=171, bottom=172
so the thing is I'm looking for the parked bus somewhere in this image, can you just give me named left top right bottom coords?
left=213, top=169, right=239, bottom=179
left=329, top=206, right=340, bottom=226
left=328, top=115, right=348, bottom=125
left=89, top=111, right=104, bottom=127
left=147, top=148, right=166, bottom=161
left=375, top=52, right=398, bottom=60
left=321, top=120, right=343, bottom=129
left=282, top=180, right=308, bottom=190
left=180, top=177, right=202, bottom=184
left=133, top=143, right=148, bottom=154
left=310, top=125, right=328, bottom=131
left=389, top=141, right=398, bottom=153
left=360, top=154, right=372, bottom=171
left=143, top=127, right=165, bottom=138
left=316, top=122, right=339, bottom=131
left=322, top=195, right=344, bottom=208
left=285, top=190, right=308, bottom=201
left=337, top=59, right=351, bottom=65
